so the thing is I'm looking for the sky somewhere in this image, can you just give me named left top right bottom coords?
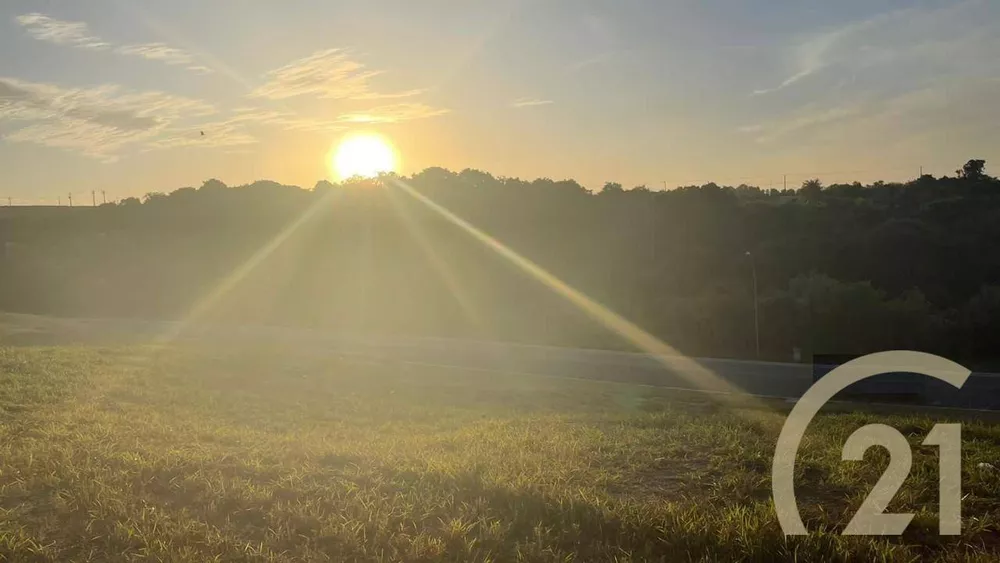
left=1, top=0, right=1000, bottom=203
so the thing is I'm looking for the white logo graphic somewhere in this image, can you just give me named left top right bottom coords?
left=771, top=351, right=971, bottom=536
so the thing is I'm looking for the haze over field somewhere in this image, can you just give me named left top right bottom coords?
left=3, top=0, right=1000, bottom=202
left=1, top=162, right=999, bottom=369
left=6, top=2, right=1000, bottom=560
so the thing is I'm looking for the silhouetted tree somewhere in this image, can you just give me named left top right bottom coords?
left=958, top=159, right=987, bottom=180
left=800, top=178, right=823, bottom=200
left=200, top=179, right=228, bottom=192
left=600, top=182, right=624, bottom=195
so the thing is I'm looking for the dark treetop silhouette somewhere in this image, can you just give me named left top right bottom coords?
left=1, top=160, right=998, bottom=367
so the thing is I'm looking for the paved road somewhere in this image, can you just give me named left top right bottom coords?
left=344, top=337, right=1000, bottom=410
left=280, top=333, right=999, bottom=411
left=4, top=313, right=999, bottom=410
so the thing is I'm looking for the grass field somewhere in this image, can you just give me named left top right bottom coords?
left=0, top=343, right=999, bottom=561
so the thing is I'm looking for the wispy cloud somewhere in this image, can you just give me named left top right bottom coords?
left=753, top=1, right=1000, bottom=96
left=337, top=103, right=449, bottom=123
left=566, top=52, right=614, bottom=74
left=0, top=77, right=216, bottom=160
left=251, top=48, right=424, bottom=101
left=511, top=97, right=553, bottom=108
left=15, top=13, right=109, bottom=50
left=250, top=49, right=448, bottom=123
left=115, top=43, right=194, bottom=66
left=752, top=68, right=816, bottom=96
left=16, top=13, right=210, bottom=74
left=229, top=107, right=346, bottom=132
left=148, top=107, right=349, bottom=151
left=7, top=121, right=153, bottom=159
left=743, top=73, right=1000, bottom=152
left=0, top=73, right=369, bottom=159
left=144, top=122, right=257, bottom=151
left=739, top=105, right=862, bottom=143
left=751, top=25, right=845, bottom=96
left=352, top=89, right=427, bottom=101
left=745, top=0, right=1000, bottom=159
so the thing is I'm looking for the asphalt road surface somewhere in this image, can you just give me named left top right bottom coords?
left=3, top=313, right=999, bottom=410
left=330, top=336, right=1000, bottom=411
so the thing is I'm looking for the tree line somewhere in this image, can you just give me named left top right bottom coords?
left=0, top=159, right=998, bottom=366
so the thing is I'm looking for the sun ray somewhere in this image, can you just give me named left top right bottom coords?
left=384, top=182, right=487, bottom=336
left=387, top=177, right=769, bottom=405
left=147, top=171, right=770, bottom=412
left=153, top=189, right=344, bottom=345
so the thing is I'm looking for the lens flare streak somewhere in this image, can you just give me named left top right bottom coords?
left=388, top=177, right=757, bottom=400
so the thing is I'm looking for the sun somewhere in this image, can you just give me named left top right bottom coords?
left=330, top=133, right=398, bottom=181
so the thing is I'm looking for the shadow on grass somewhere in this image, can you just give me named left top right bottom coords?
left=108, top=458, right=927, bottom=562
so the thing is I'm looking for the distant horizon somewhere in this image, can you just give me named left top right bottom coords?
left=3, top=160, right=992, bottom=206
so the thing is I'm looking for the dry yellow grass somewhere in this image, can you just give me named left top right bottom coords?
left=0, top=344, right=998, bottom=561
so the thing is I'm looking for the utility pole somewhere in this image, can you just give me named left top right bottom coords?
left=91, top=190, right=96, bottom=207
left=745, top=251, right=761, bottom=359
left=68, top=193, right=73, bottom=207
left=661, top=180, right=668, bottom=190
left=919, top=166, right=923, bottom=178
left=783, top=174, right=787, bottom=191
left=102, top=190, right=107, bottom=204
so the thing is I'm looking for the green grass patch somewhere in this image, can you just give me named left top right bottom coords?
left=0, top=345, right=998, bottom=561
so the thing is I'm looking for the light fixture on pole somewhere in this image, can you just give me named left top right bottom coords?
left=745, top=251, right=760, bottom=359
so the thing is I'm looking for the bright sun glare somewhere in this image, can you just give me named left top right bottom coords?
left=331, top=134, right=398, bottom=181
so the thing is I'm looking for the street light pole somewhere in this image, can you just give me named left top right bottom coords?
left=745, top=251, right=760, bottom=359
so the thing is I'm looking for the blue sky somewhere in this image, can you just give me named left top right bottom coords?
left=1, top=0, right=999, bottom=202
